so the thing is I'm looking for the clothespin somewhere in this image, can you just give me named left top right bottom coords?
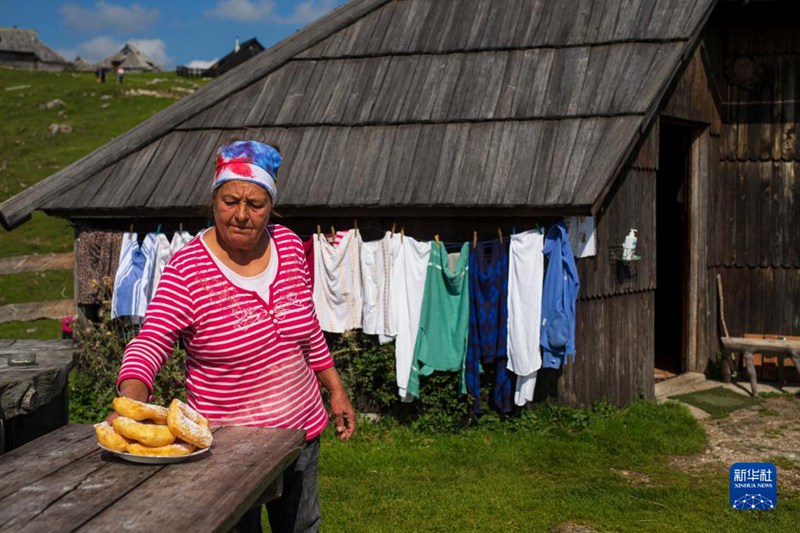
left=497, top=228, right=504, bottom=244
left=473, top=231, right=478, bottom=249
left=179, top=222, right=184, bottom=233
left=129, top=223, right=134, bottom=239
left=353, top=219, right=358, bottom=237
left=156, top=224, right=162, bottom=235
left=317, top=224, right=322, bottom=239
left=391, top=223, right=396, bottom=234
left=400, top=227, right=405, bottom=243
left=512, top=226, right=516, bottom=235
left=330, top=225, right=336, bottom=240
left=206, top=218, right=212, bottom=228
left=434, top=234, right=440, bottom=248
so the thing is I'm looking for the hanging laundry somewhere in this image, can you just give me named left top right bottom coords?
left=407, top=241, right=470, bottom=399
left=149, top=233, right=171, bottom=302
left=566, top=216, right=596, bottom=258
left=312, top=229, right=363, bottom=333
left=170, top=230, right=194, bottom=253
left=385, top=234, right=429, bottom=400
left=467, top=240, right=512, bottom=414
left=507, top=229, right=545, bottom=406
left=361, top=231, right=394, bottom=337
left=111, top=232, right=158, bottom=320
left=302, top=235, right=315, bottom=292
left=541, top=222, right=580, bottom=369
left=75, top=229, right=123, bottom=305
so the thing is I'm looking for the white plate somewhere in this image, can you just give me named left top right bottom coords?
left=97, top=442, right=211, bottom=464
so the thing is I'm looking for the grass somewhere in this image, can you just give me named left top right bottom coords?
left=0, top=269, right=73, bottom=305
left=308, top=401, right=797, bottom=532
left=672, top=386, right=759, bottom=417
left=0, top=68, right=208, bottom=340
left=0, top=319, right=62, bottom=339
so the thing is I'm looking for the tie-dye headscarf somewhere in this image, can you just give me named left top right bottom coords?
left=213, top=140, right=282, bottom=202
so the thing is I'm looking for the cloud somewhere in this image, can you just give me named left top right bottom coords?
left=55, top=36, right=171, bottom=67
left=206, top=0, right=338, bottom=24
left=185, top=58, right=218, bottom=69
left=61, top=1, right=159, bottom=35
left=206, top=0, right=275, bottom=22
left=275, top=0, right=338, bottom=25
left=56, top=35, right=122, bottom=63
left=129, top=38, right=172, bottom=67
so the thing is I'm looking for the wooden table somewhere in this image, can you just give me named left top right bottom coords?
left=721, top=336, right=800, bottom=396
left=0, top=424, right=306, bottom=532
left=0, top=340, right=76, bottom=453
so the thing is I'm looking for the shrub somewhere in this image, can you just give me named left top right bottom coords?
left=69, top=280, right=186, bottom=423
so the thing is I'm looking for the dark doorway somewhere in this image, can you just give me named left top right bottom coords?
left=654, top=122, right=693, bottom=374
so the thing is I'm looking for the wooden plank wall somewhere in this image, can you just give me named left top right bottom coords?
left=713, top=4, right=800, bottom=341
left=561, top=291, right=655, bottom=406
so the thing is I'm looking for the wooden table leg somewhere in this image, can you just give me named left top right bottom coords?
left=778, top=354, right=786, bottom=390
left=790, top=349, right=800, bottom=384
left=721, top=350, right=732, bottom=383
left=744, top=351, right=758, bottom=397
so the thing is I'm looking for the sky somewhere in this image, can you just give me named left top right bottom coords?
left=2, top=1, right=347, bottom=68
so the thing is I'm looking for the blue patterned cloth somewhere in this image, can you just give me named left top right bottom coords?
left=467, top=239, right=512, bottom=414
left=111, top=232, right=158, bottom=320
left=541, top=222, right=580, bottom=369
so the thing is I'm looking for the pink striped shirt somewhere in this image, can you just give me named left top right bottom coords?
left=118, top=224, right=333, bottom=440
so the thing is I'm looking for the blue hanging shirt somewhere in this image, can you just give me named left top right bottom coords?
left=540, top=222, right=580, bottom=369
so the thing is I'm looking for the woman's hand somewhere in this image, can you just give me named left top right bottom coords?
left=316, top=367, right=356, bottom=440
left=329, top=389, right=356, bottom=440
left=105, top=378, right=149, bottom=423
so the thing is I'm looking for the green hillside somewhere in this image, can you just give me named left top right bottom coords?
left=0, top=67, right=208, bottom=338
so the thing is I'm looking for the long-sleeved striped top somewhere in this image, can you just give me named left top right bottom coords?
left=117, top=224, right=333, bottom=440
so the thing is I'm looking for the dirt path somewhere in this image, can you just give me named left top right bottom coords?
left=671, top=395, right=800, bottom=491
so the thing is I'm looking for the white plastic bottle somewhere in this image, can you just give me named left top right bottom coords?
left=622, top=229, right=638, bottom=261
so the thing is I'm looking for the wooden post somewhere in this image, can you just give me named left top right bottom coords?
left=743, top=351, right=757, bottom=397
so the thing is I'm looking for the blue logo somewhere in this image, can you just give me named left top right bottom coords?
left=730, top=462, right=777, bottom=510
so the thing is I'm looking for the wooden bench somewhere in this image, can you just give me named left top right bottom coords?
left=720, top=337, right=800, bottom=396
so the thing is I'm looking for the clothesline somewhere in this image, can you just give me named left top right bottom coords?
left=87, top=218, right=588, bottom=413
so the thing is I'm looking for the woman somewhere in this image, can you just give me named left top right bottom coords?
left=111, top=140, right=355, bottom=532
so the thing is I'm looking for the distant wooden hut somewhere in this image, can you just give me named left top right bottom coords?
left=2, top=0, right=798, bottom=406
left=0, top=28, right=70, bottom=71
left=177, top=37, right=265, bottom=78
left=71, top=56, right=95, bottom=73
left=99, top=43, right=161, bottom=72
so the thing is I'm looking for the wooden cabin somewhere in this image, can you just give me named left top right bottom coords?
left=2, top=0, right=798, bottom=406
left=0, top=28, right=70, bottom=71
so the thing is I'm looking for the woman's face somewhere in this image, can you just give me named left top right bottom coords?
left=213, top=181, right=272, bottom=251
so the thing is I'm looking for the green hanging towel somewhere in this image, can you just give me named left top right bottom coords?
left=407, top=241, right=470, bottom=398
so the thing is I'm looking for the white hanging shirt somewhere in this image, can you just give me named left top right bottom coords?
left=506, top=229, right=545, bottom=406
left=386, top=234, right=430, bottom=401
left=312, top=229, right=363, bottom=332
left=360, top=231, right=395, bottom=337
left=149, top=233, right=171, bottom=302
left=200, top=229, right=278, bottom=303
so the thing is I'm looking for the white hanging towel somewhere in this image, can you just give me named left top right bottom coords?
left=506, top=229, right=545, bottom=406
left=111, top=232, right=158, bottom=320
left=149, top=233, right=171, bottom=302
left=360, top=231, right=395, bottom=337
left=170, top=230, right=194, bottom=253
left=387, top=234, right=430, bottom=401
left=312, top=229, right=363, bottom=332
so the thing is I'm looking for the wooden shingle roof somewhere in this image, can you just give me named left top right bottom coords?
left=0, top=0, right=717, bottom=229
left=0, top=28, right=67, bottom=64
